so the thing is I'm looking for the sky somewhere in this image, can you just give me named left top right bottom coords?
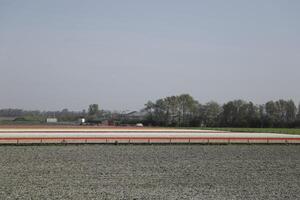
left=0, top=0, right=299, bottom=111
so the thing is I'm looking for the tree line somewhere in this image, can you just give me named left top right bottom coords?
left=1, top=94, right=300, bottom=128
left=0, top=105, right=114, bottom=124
left=143, top=94, right=300, bottom=128
left=0, top=108, right=86, bottom=122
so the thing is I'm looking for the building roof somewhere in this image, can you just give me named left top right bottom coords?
left=125, top=110, right=147, bottom=117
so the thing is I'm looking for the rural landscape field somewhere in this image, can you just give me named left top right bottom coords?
left=185, top=127, right=300, bottom=135
left=1, top=0, right=300, bottom=199
left=0, top=125, right=300, bottom=144
left=1, top=145, right=299, bottom=199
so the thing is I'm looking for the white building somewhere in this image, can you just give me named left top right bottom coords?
left=46, top=118, right=58, bottom=123
left=78, top=118, right=85, bottom=124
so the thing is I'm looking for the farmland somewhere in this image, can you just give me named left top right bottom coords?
left=185, top=127, right=300, bottom=135
left=0, top=126, right=300, bottom=144
left=0, top=145, right=299, bottom=199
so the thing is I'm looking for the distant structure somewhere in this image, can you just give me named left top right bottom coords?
left=0, top=117, right=17, bottom=122
left=136, top=123, right=144, bottom=127
left=78, top=117, right=85, bottom=125
left=46, top=118, right=58, bottom=123
left=125, top=110, right=147, bottom=121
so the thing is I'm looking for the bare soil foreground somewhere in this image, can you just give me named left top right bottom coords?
left=0, top=145, right=299, bottom=199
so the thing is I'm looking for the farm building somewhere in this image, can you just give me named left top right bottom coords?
left=46, top=118, right=58, bottom=123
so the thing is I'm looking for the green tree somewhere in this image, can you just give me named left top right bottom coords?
left=285, top=100, right=297, bottom=125
left=297, top=104, right=300, bottom=120
left=176, top=94, right=199, bottom=126
left=202, top=101, right=222, bottom=127
left=221, top=100, right=259, bottom=127
left=153, top=99, right=169, bottom=126
left=296, top=104, right=300, bottom=127
left=265, top=100, right=297, bottom=127
left=88, top=104, right=100, bottom=119
left=144, top=101, right=156, bottom=125
left=265, top=101, right=279, bottom=127
left=144, top=94, right=199, bottom=127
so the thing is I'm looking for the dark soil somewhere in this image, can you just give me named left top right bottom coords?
left=0, top=145, right=299, bottom=200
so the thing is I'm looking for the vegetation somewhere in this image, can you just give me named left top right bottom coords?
left=143, top=94, right=300, bottom=128
left=144, top=94, right=199, bottom=127
left=0, top=94, right=300, bottom=129
left=182, top=127, right=300, bottom=135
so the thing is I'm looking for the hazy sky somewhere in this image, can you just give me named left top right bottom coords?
left=1, top=0, right=299, bottom=111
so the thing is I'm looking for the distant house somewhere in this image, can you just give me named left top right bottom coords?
left=46, top=118, right=58, bottom=123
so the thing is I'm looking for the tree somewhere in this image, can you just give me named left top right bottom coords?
left=259, top=105, right=267, bottom=127
left=265, top=100, right=297, bottom=127
left=297, top=104, right=300, bottom=120
left=245, top=102, right=260, bottom=127
left=143, top=94, right=199, bottom=127
left=221, top=100, right=242, bottom=127
left=265, top=101, right=279, bottom=127
left=88, top=104, right=100, bottom=118
left=202, top=101, right=222, bottom=127
left=143, top=95, right=298, bottom=128
left=144, top=101, right=156, bottom=125
left=220, top=100, right=259, bottom=127
left=177, top=94, right=199, bottom=126
left=295, top=103, right=300, bottom=127
left=153, top=99, right=169, bottom=126
left=285, top=100, right=297, bottom=126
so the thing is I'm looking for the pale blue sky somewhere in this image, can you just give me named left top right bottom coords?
left=0, top=0, right=299, bottom=111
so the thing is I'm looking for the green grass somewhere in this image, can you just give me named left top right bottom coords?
left=183, top=127, right=300, bottom=135
left=0, top=120, right=43, bottom=125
